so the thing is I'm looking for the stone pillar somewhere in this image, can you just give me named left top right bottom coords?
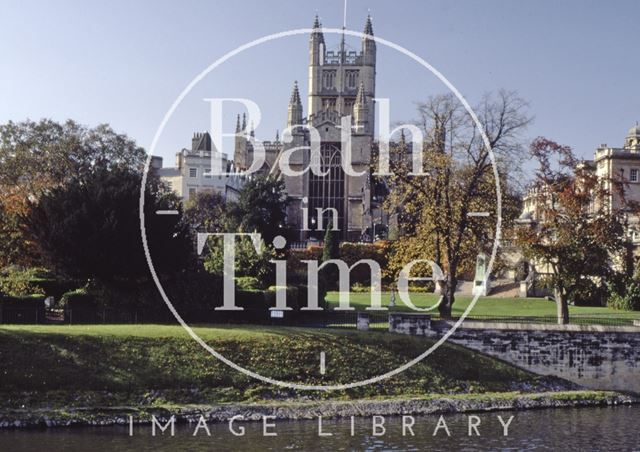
left=357, top=313, right=370, bottom=331
left=519, top=281, right=528, bottom=298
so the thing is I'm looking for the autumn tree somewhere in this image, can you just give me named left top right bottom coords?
left=516, top=137, right=625, bottom=324
left=0, top=119, right=146, bottom=267
left=383, top=91, right=530, bottom=318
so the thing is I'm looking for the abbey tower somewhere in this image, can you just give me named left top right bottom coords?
left=279, top=15, right=377, bottom=242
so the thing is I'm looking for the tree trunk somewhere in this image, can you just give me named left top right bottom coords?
left=438, top=276, right=457, bottom=319
left=554, top=288, right=569, bottom=325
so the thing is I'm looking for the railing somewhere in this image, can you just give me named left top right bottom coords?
left=0, top=307, right=637, bottom=328
left=0, top=307, right=45, bottom=324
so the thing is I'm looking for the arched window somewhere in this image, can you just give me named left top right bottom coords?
left=308, top=143, right=345, bottom=238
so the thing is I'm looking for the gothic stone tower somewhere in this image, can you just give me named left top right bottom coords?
left=282, top=15, right=377, bottom=241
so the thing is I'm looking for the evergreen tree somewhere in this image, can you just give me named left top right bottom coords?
left=321, top=227, right=340, bottom=293
left=322, top=227, right=340, bottom=262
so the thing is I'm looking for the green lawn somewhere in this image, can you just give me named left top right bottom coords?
left=0, top=324, right=563, bottom=408
left=326, top=291, right=640, bottom=319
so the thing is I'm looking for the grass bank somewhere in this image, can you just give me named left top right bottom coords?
left=326, top=292, right=640, bottom=319
left=0, top=324, right=570, bottom=409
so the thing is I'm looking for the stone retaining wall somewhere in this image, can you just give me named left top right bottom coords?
left=387, top=313, right=640, bottom=393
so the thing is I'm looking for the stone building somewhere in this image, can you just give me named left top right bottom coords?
left=521, top=123, right=640, bottom=224
left=152, top=131, right=244, bottom=202
left=517, top=123, right=640, bottom=287
left=158, top=15, right=383, bottom=241
left=277, top=15, right=378, bottom=242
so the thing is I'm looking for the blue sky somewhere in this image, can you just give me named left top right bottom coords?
left=1, top=0, right=638, bottom=165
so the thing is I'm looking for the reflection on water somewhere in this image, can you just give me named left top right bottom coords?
left=0, top=406, right=638, bottom=451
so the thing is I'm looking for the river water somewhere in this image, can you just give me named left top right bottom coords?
left=0, top=406, right=638, bottom=451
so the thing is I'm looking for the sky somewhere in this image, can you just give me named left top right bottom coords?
left=1, top=0, right=638, bottom=167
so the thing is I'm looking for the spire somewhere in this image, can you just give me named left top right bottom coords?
left=242, top=113, right=247, bottom=131
left=310, top=14, right=324, bottom=66
left=311, top=14, right=324, bottom=41
left=249, top=121, right=255, bottom=138
left=235, top=114, right=241, bottom=133
left=361, top=14, right=376, bottom=66
left=275, top=130, right=279, bottom=142
left=287, top=81, right=303, bottom=127
left=289, top=81, right=301, bottom=105
left=364, top=14, right=373, bottom=35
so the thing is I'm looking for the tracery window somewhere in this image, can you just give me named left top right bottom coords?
left=308, top=143, right=345, bottom=238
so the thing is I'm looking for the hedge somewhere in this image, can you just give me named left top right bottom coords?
left=60, top=288, right=95, bottom=309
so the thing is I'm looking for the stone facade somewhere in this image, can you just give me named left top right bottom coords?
left=233, top=15, right=378, bottom=242
left=153, top=132, right=244, bottom=202
left=158, top=15, right=384, bottom=241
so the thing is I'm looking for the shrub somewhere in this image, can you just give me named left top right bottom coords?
left=0, top=267, right=46, bottom=297
left=236, top=276, right=262, bottom=291
left=267, top=285, right=300, bottom=310
left=286, top=247, right=323, bottom=283
left=569, top=279, right=607, bottom=307
left=334, top=241, right=391, bottom=288
left=60, top=288, right=95, bottom=309
left=204, top=236, right=277, bottom=285
left=0, top=295, right=46, bottom=323
left=0, top=267, right=79, bottom=299
left=408, top=282, right=436, bottom=293
left=235, top=289, right=268, bottom=310
left=607, top=281, right=640, bottom=311
left=0, top=294, right=45, bottom=303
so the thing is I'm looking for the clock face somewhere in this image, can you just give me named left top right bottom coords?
left=139, top=28, right=501, bottom=391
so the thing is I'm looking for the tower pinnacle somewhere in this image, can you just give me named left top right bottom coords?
left=290, top=80, right=302, bottom=105
left=287, top=81, right=303, bottom=127
left=364, top=14, right=373, bottom=35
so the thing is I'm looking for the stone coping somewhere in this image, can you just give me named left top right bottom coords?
left=435, top=320, right=640, bottom=333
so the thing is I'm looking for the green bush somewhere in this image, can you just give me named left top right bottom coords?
left=340, top=241, right=391, bottom=285
left=60, top=288, right=95, bottom=309
left=607, top=281, right=640, bottom=311
left=267, top=285, right=300, bottom=310
left=0, top=267, right=46, bottom=297
left=570, top=279, right=607, bottom=307
left=0, top=266, right=79, bottom=299
left=408, top=282, right=436, bottom=293
left=236, top=276, right=262, bottom=291
left=0, top=293, right=45, bottom=304
left=235, top=286, right=309, bottom=311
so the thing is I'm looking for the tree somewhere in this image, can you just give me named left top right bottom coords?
left=320, top=226, right=341, bottom=290
left=0, top=119, right=146, bottom=267
left=516, top=137, right=625, bottom=324
left=24, top=165, right=191, bottom=283
left=183, top=191, right=232, bottom=233
left=236, top=175, right=289, bottom=244
left=322, top=226, right=340, bottom=262
left=203, top=235, right=277, bottom=285
left=383, top=91, right=531, bottom=318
